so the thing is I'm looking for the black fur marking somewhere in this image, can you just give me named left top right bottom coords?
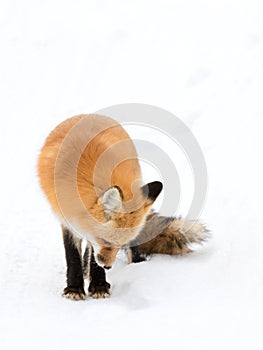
left=162, top=216, right=175, bottom=226
left=141, top=181, right=163, bottom=202
left=176, top=237, right=183, bottom=250
left=62, top=227, right=85, bottom=297
left=87, top=246, right=111, bottom=298
left=112, top=185, right=124, bottom=200
left=129, top=241, right=146, bottom=263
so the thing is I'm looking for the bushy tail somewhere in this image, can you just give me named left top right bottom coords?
left=136, top=213, right=209, bottom=256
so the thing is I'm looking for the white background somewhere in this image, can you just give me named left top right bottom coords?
left=0, top=1, right=262, bottom=349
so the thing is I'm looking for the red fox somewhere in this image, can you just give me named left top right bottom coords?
left=38, top=114, right=208, bottom=300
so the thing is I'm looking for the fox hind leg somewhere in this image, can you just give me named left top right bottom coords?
left=126, top=240, right=146, bottom=264
left=62, top=226, right=86, bottom=300
left=83, top=243, right=111, bottom=299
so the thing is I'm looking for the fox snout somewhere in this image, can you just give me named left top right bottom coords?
left=96, top=246, right=119, bottom=269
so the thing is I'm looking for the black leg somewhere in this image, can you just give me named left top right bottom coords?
left=62, top=226, right=85, bottom=300
left=126, top=240, right=146, bottom=264
left=83, top=243, right=111, bottom=299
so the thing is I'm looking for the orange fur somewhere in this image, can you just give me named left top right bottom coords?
left=38, top=114, right=155, bottom=261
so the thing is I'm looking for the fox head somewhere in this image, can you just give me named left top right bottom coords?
left=90, top=181, right=163, bottom=267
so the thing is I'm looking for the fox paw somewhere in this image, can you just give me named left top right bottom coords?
left=132, top=254, right=146, bottom=263
left=127, top=246, right=146, bottom=264
left=62, top=287, right=86, bottom=300
left=88, top=281, right=111, bottom=299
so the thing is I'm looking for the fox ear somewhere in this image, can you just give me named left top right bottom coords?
left=100, top=186, right=123, bottom=213
left=141, top=181, right=163, bottom=203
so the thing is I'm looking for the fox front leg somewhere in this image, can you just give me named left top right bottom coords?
left=83, top=243, right=111, bottom=299
left=62, top=226, right=86, bottom=300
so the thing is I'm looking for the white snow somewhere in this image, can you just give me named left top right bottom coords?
left=0, top=1, right=262, bottom=349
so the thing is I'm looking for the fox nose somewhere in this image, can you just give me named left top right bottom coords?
left=104, top=265, right=112, bottom=270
